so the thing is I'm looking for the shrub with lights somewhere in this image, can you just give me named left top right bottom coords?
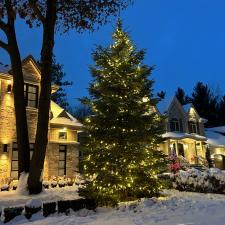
left=79, top=20, right=167, bottom=206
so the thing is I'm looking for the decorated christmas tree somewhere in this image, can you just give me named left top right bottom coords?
left=79, top=20, right=167, bottom=205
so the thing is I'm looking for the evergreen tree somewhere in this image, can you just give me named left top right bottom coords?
left=51, top=56, right=72, bottom=110
left=175, top=87, right=189, bottom=105
left=191, top=82, right=218, bottom=127
left=38, top=55, right=72, bottom=110
left=218, top=95, right=225, bottom=126
left=79, top=21, right=167, bottom=205
left=72, top=104, right=92, bottom=122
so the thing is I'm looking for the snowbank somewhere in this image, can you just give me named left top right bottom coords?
left=172, top=168, right=225, bottom=193
left=5, top=190, right=225, bottom=225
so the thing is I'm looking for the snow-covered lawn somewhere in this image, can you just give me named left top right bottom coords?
left=4, top=189, right=225, bottom=225
left=0, top=185, right=79, bottom=208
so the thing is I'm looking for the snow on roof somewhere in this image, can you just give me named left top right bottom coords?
left=206, top=130, right=225, bottom=147
left=182, top=103, right=192, bottom=113
left=50, top=101, right=83, bottom=128
left=207, top=126, right=225, bottom=134
left=162, top=132, right=207, bottom=141
left=51, top=101, right=64, bottom=118
left=50, top=117, right=83, bottom=128
left=157, top=96, right=175, bottom=114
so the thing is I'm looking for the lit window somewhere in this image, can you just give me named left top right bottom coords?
left=59, top=132, right=67, bottom=140
left=24, top=83, right=38, bottom=108
left=11, top=143, right=35, bottom=179
left=59, top=145, right=67, bottom=176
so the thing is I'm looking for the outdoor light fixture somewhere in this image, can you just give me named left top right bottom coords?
left=7, top=84, right=12, bottom=93
left=3, top=144, right=8, bottom=153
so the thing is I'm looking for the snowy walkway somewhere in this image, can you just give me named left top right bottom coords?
left=4, top=190, right=225, bottom=225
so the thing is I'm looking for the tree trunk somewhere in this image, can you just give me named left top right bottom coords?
left=28, top=0, right=57, bottom=194
left=6, top=12, right=30, bottom=176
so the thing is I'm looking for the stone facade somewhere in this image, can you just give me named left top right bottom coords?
left=0, top=56, right=82, bottom=183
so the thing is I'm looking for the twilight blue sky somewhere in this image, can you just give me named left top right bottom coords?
left=1, top=0, right=225, bottom=106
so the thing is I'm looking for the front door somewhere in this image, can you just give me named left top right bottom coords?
left=178, top=143, right=185, bottom=157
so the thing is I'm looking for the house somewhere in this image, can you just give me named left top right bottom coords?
left=0, top=55, right=82, bottom=184
left=205, top=126, right=225, bottom=169
left=157, top=96, right=208, bottom=164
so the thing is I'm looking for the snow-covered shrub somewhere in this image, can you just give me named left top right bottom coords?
left=57, top=200, right=71, bottom=215
left=3, top=207, right=24, bottom=223
left=67, top=178, right=74, bottom=186
left=43, top=202, right=56, bottom=217
left=50, top=180, right=57, bottom=188
left=43, top=181, right=50, bottom=189
left=172, top=168, right=225, bottom=193
left=25, top=199, right=42, bottom=219
left=10, top=180, right=18, bottom=190
left=58, top=180, right=66, bottom=188
left=1, top=184, right=9, bottom=191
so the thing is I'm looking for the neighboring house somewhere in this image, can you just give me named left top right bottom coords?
left=0, top=55, right=82, bottom=183
left=205, top=126, right=225, bottom=169
left=157, top=96, right=208, bottom=164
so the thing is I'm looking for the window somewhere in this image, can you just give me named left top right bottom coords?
left=24, top=83, right=38, bottom=108
left=170, top=118, right=180, bottom=132
left=59, top=132, right=67, bottom=140
left=11, top=143, right=34, bottom=179
left=189, top=122, right=198, bottom=134
left=11, top=143, right=18, bottom=179
left=59, top=145, right=67, bottom=176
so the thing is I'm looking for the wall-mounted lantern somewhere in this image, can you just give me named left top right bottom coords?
left=7, top=84, right=12, bottom=93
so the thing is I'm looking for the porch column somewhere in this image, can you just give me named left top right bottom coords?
left=175, top=140, right=178, bottom=155
left=195, top=141, right=199, bottom=164
left=167, top=139, right=171, bottom=155
left=200, top=141, right=204, bottom=157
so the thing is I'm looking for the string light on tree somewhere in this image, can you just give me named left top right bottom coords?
left=79, top=20, right=167, bottom=206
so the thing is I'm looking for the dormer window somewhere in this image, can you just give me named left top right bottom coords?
left=170, top=118, right=180, bottom=132
left=188, top=121, right=198, bottom=134
left=24, top=83, right=38, bottom=108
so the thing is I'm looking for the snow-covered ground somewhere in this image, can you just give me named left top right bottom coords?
left=0, top=185, right=79, bottom=208
left=4, top=189, right=225, bottom=225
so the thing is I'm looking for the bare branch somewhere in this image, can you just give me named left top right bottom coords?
left=0, top=39, right=9, bottom=52
left=0, top=19, right=8, bottom=33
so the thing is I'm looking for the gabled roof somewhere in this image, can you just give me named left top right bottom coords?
left=182, top=103, right=192, bottom=113
left=0, top=55, right=41, bottom=82
left=50, top=101, right=83, bottom=129
left=157, top=95, right=175, bottom=115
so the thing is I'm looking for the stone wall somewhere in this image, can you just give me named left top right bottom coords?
left=44, top=143, right=79, bottom=179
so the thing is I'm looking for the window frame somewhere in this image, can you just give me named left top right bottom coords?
left=58, top=145, right=67, bottom=176
left=59, top=131, right=67, bottom=140
left=170, top=118, right=180, bottom=132
left=11, top=143, right=35, bottom=179
left=24, top=83, right=39, bottom=108
left=189, top=121, right=198, bottom=134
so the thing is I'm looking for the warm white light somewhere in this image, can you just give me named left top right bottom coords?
left=142, top=97, right=149, bottom=103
